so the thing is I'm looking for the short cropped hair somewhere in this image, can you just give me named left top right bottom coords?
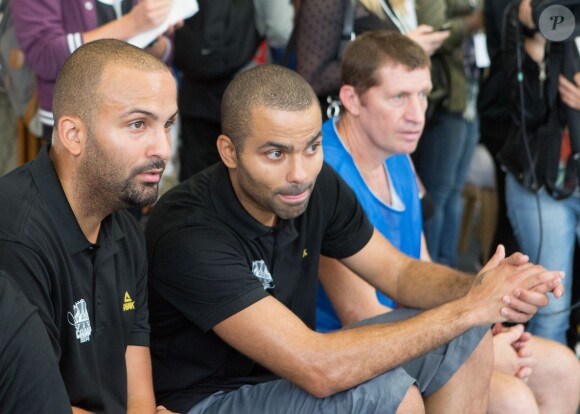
left=221, top=64, right=319, bottom=150
left=341, top=31, right=430, bottom=97
left=53, top=39, right=169, bottom=130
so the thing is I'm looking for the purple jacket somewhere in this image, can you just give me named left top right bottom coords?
left=12, top=0, right=138, bottom=126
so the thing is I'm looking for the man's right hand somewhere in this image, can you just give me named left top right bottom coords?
left=492, top=323, right=536, bottom=381
left=465, top=245, right=563, bottom=324
left=129, top=0, right=173, bottom=32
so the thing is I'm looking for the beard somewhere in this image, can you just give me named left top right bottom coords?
left=236, top=157, right=314, bottom=221
left=79, top=132, right=166, bottom=212
left=118, top=159, right=166, bottom=207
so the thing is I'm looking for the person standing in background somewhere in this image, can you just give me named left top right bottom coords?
left=412, top=0, right=483, bottom=267
left=12, top=0, right=174, bottom=144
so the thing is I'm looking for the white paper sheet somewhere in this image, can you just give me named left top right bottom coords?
left=128, top=0, right=198, bottom=49
left=473, top=32, right=490, bottom=69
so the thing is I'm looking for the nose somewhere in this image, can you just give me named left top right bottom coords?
left=287, top=155, right=308, bottom=184
left=147, top=124, right=172, bottom=162
left=405, top=95, right=426, bottom=124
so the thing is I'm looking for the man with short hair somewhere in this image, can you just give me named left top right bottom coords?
left=146, top=63, right=563, bottom=413
left=316, top=30, right=580, bottom=414
left=0, top=39, right=178, bottom=413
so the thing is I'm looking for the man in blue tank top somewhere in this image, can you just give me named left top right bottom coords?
left=316, top=30, right=580, bottom=414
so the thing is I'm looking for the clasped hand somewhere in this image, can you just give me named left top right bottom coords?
left=469, top=245, right=564, bottom=324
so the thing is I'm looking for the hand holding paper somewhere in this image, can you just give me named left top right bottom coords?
left=129, top=0, right=199, bottom=49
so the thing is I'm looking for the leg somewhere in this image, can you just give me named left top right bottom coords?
left=424, top=330, right=494, bottom=414
left=187, top=368, right=418, bottom=414
left=397, top=385, right=425, bottom=414
left=488, top=372, right=539, bottom=414
left=415, top=111, right=468, bottom=265
left=505, top=173, right=576, bottom=344
left=438, top=116, right=479, bottom=266
left=353, top=309, right=491, bottom=413
left=526, top=336, right=580, bottom=414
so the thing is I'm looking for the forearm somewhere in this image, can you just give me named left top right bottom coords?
left=395, top=259, right=474, bottom=309
left=304, top=297, right=481, bottom=396
left=82, top=14, right=142, bottom=44
left=215, top=295, right=481, bottom=398
left=126, top=346, right=156, bottom=414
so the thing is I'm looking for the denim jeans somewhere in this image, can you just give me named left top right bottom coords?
left=506, top=172, right=580, bottom=344
left=416, top=111, right=479, bottom=267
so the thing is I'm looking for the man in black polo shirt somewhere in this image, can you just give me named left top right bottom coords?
left=0, top=39, right=178, bottom=413
left=145, top=65, right=564, bottom=413
left=0, top=271, right=71, bottom=413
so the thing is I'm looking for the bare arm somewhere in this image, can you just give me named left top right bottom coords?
left=214, top=243, right=561, bottom=398
left=214, top=293, right=478, bottom=398
left=319, top=255, right=391, bottom=326
left=125, top=346, right=156, bottom=414
left=340, top=230, right=474, bottom=309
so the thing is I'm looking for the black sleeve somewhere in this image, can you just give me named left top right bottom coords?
left=318, top=163, right=374, bottom=259
left=149, top=216, right=268, bottom=332
left=0, top=275, right=72, bottom=414
left=0, top=241, right=62, bottom=357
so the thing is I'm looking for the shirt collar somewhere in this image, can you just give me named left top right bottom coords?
left=209, top=163, right=298, bottom=241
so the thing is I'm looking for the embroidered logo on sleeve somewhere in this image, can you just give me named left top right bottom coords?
left=252, top=260, right=275, bottom=290
left=123, top=292, right=135, bottom=311
left=67, top=299, right=92, bottom=343
left=303, top=248, right=308, bottom=258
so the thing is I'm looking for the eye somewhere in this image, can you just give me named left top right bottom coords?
left=305, top=143, right=320, bottom=155
left=129, top=120, right=145, bottom=129
left=419, top=91, right=429, bottom=100
left=390, top=94, right=406, bottom=106
left=164, top=119, right=175, bottom=130
left=266, top=150, right=283, bottom=160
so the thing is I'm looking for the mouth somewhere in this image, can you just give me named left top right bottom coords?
left=400, top=130, right=422, bottom=140
left=138, top=168, right=164, bottom=183
left=278, top=189, right=310, bottom=204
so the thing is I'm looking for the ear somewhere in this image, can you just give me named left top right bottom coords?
left=339, top=85, right=362, bottom=117
left=217, top=134, right=238, bottom=169
left=54, top=116, right=86, bottom=157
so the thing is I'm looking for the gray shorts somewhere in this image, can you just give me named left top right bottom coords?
left=188, top=308, right=488, bottom=414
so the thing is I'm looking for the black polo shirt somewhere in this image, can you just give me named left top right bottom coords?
left=146, top=162, right=374, bottom=412
left=0, top=273, right=71, bottom=413
left=0, top=146, right=150, bottom=414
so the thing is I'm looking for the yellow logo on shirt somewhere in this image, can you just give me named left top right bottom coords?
left=123, top=292, right=135, bottom=311
left=303, top=249, right=308, bottom=258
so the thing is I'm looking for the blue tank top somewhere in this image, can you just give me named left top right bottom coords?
left=316, top=118, right=423, bottom=332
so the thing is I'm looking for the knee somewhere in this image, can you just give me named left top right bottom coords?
left=396, top=385, right=424, bottom=414
left=489, top=372, right=539, bottom=414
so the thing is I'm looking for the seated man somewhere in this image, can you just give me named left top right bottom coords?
left=145, top=63, right=563, bottom=413
left=0, top=39, right=178, bottom=413
left=0, top=271, right=71, bottom=413
left=316, top=30, right=580, bottom=414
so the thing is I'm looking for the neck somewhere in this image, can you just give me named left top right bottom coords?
left=335, top=115, right=393, bottom=205
left=336, top=115, right=386, bottom=175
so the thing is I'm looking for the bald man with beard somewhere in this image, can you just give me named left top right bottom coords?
left=0, top=39, right=178, bottom=414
